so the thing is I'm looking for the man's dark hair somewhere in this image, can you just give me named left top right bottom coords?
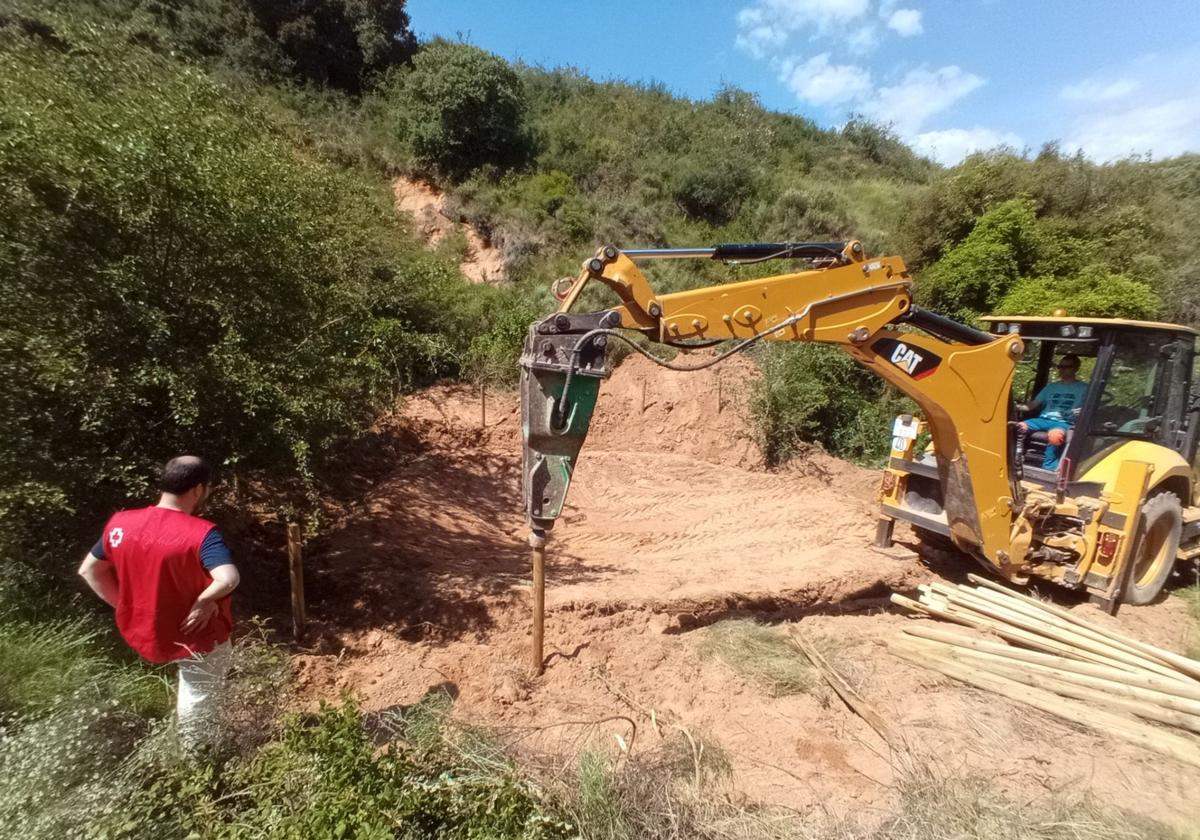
left=159, top=455, right=212, bottom=495
left=1059, top=353, right=1081, bottom=369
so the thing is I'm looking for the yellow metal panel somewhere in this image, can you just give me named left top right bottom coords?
left=1077, top=440, right=1191, bottom=495
left=654, top=257, right=911, bottom=342
left=1087, top=460, right=1153, bottom=594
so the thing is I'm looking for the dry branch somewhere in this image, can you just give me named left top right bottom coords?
left=787, top=627, right=905, bottom=751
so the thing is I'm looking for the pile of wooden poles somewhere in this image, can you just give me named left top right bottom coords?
left=890, top=573, right=1200, bottom=767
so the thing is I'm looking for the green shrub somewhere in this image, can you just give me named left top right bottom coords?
left=841, top=117, right=930, bottom=181
left=753, top=185, right=853, bottom=240
left=149, top=0, right=418, bottom=92
left=462, top=289, right=544, bottom=386
left=916, top=199, right=1043, bottom=323
left=672, top=157, right=758, bottom=225
left=386, top=41, right=532, bottom=181
left=997, top=268, right=1162, bottom=319
left=751, top=344, right=909, bottom=466
left=77, top=698, right=570, bottom=840
left=0, top=24, right=467, bottom=569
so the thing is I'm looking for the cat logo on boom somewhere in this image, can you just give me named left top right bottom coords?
left=891, top=343, right=923, bottom=373
left=871, top=337, right=942, bottom=380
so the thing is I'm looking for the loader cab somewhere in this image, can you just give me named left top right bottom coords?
left=981, top=317, right=1199, bottom=488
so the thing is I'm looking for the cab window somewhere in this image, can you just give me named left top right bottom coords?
left=1080, top=335, right=1178, bottom=468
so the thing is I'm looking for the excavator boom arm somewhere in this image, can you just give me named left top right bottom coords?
left=521, top=242, right=1024, bottom=573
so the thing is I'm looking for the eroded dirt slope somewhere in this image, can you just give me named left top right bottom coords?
left=392, top=177, right=505, bottom=282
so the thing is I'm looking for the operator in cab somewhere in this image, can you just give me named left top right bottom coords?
left=1017, top=353, right=1087, bottom=470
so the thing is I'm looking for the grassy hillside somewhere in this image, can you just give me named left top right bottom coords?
left=5, top=0, right=1200, bottom=572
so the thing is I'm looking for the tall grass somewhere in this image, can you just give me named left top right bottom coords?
left=699, top=619, right=819, bottom=697
left=551, top=742, right=1182, bottom=840
left=0, top=615, right=170, bottom=717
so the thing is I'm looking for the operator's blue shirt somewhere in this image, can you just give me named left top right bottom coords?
left=91, top=527, right=232, bottom=571
left=1034, top=381, right=1088, bottom=423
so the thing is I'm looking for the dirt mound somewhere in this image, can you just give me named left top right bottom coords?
left=587, top=352, right=762, bottom=468
left=392, top=177, right=505, bottom=283
left=291, top=355, right=1200, bottom=830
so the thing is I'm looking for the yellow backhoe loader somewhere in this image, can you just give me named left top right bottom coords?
left=519, top=241, right=1200, bottom=613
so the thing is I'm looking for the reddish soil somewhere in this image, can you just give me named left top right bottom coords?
left=292, top=354, right=1200, bottom=831
left=392, top=177, right=505, bottom=283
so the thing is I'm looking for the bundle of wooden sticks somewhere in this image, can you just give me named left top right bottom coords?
left=890, top=573, right=1200, bottom=767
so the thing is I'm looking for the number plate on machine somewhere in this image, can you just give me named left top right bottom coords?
left=892, top=415, right=919, bottom=453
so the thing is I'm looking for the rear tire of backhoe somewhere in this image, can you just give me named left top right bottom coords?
left=1122, top=492, right=1182, bottom=606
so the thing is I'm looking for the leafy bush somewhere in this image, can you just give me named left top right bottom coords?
left=752, top=185, right=853, bottom=240
left=916, top=199, right=1042, bottom=323
left=996, top=268, right=1161, bottom=319
left=461, top=289, right=544, bottom=386
left=152, top=0, right=417, bottom=93
left=386, top=41, right=532, bottom=180
left=841, top=117, right=930, bottom=181
left=671, top=157, right=758, bottom=225
left=0, top=24, right=468, bottom=567
left=751, top=344, right=909, bottom=465
left=75, top=698, right=568, bottom=840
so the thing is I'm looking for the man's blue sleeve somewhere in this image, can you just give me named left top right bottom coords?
left=200, top=529, right=233, bottom=570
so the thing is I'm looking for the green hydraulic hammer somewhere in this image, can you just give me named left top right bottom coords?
left=519, top=309, right=614, bottom=674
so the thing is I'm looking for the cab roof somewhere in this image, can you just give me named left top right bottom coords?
left=979, top=315, right=1199, bottom=338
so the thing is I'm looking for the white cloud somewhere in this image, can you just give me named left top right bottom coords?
left=1060, top=77, right=1139, bottom=102
left=1064, top=96, right=1200, bottom=161
left=885, top=8, right=923, bottom=37
left=913, top=127, right=1023, bottom=165
left=846, top=23, right=878, bottom=51
left=861, top=65, right=985, bottom=135
left=779, top=53, right=873, bottom=104
left=734, top=0, right=987, bottom=145
left=735, top=0, right=870, bottom=57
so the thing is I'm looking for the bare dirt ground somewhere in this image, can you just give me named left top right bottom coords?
left=292, top=354, right=1200, bottom=831
left=392, top=177, right=505, bottom=283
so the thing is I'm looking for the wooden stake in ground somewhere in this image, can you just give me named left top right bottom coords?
left=287, top=522, right=306, bottom=642
left=530, top=528, right=547, bottom=676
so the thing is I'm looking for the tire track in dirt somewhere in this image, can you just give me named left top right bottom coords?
left=307, top=354, right=922, bottom=640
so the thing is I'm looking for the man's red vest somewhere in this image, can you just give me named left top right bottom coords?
left=102, top=506, right=232, bottom=663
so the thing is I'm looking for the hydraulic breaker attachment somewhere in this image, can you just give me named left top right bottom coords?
left=520, top=311, right=615, bottom=530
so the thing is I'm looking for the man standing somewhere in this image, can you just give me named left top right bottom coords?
left=78, top=455, right=239, bottom=751
left=1018, top=353, right=1088, bottom=470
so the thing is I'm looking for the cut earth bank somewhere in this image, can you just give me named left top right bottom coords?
left=289, top=352, right=1200, bottom=830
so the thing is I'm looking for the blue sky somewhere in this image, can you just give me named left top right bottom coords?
left=406, top=0, right=1200, bottom=165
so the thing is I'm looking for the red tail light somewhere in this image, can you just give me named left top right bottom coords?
left=1098, top=531, right=1120, bottom=561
